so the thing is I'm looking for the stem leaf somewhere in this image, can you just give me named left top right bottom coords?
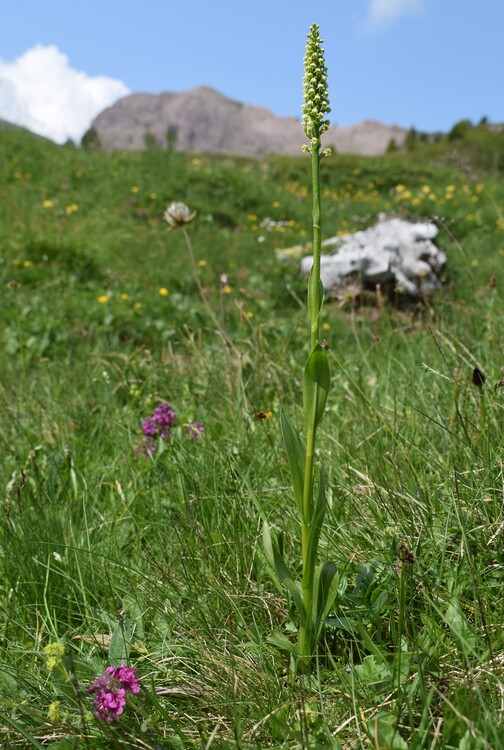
left=303, top=343, right=330, bottom=432
left=304, top=467, right=327, bottom=584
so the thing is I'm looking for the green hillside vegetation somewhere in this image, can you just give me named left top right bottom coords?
left=0, top=127, right=503, bottom=748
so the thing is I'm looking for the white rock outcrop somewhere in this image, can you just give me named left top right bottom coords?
left=294, top=216, right=446, bottom=297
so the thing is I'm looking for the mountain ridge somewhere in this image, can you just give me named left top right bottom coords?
left=91, top=85, right=408, bottom=157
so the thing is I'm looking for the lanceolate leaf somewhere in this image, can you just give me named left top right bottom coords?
left=280, top=409, right=305, bottom=515
left=304, top=468, right=327, bottom=585
left=109, top=616, right=134, bottom=663
left=263, top=522, right=305, bottom=624
left=314, top=561, right=339, bottom=641
left=303, top=344, right=330, bottom=432
left=307, top=267, right=325, bottom=326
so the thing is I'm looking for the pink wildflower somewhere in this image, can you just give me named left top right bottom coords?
left=89, top=662, right=141, bottom=723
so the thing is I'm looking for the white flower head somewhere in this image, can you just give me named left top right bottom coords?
left=164, top=202, right=197, bottom=230
left=302, top=25, right=331, bottom=143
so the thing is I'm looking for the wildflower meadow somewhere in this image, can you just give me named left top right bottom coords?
left=0, top=25, right=503, bottom=749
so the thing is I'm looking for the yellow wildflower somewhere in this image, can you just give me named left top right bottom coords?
left=159, top=287, right=169, bottom=296
left=97, top=295, right=109, bottom=304
left=134, top=302, right=142, bottom=309
left=197, top=259, right=207, bottom=267
left=131, top=186, right=139, bottom=193
left=43, top=199, right=54, bottom=208
left=44, top=642, right=65, bottom=672
left=23, top=260, right=33, bottom=268
left=47, top=701, right=61, bottom=723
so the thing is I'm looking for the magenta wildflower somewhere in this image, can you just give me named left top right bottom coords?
left=142, top=402, right=177, bottom=440
left=106, top=663, right=141, bottom=694
left=185, top=421, right=204, bottom=439
left=89, top=662, right=141, bottom=723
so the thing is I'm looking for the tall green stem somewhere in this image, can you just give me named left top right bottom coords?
left=309, top=139, right=322, bottom=351
left=299, top=138, right=323, bottom=669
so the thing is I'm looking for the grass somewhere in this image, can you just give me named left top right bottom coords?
left=0, top=127, right=503, bottom=748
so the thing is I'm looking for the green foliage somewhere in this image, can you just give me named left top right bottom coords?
left=448, top=118, right=473, bottom=141
left=81, top=125, right=101, bottom=150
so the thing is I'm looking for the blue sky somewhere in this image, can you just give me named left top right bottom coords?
left=1, top=0, right=503, bottom=143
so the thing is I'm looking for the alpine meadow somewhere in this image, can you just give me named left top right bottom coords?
left=0, top=25, right=503, bottom=750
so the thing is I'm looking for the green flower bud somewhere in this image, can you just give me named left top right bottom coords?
left=302, top=24, right=331, bottom=142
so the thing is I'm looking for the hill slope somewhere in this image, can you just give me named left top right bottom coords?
left=91, top=85, right=407, bottom=156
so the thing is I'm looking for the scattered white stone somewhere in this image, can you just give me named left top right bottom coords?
left=284, top=215, right=447, bottom=298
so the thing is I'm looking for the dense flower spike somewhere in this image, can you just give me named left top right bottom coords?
left=89, top=662, right=141, bottom=723
left=302, top=24, right=331, bottom=143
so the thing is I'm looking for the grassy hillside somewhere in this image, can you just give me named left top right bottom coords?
left=0, top=129, right=503, bottom=749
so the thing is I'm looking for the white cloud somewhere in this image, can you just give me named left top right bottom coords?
left=367, top=0, right=425, bottom=30
left=0, top=45, right=129, bottom=144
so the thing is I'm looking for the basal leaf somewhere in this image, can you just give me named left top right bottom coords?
left=263, top=522, right=304, bottom=623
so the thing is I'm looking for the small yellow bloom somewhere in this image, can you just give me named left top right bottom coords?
left=149, top=192, right=157, bottom=200
left=47, top=701, right=61, bottom=723
left=246, top=311, right=254, bottom=318
left=134, top=302, right=142, bottom=309
left=131, top=186, right=139, bottom=193
left=159, top=287, right=169, bottom=296
left=197, top=259, right=207, bottom=267
left=271, top=201, right=280, bottom=208
left=471, top=259, right=479, bottom=267
left=221, top=284, right=232, bottom=294
left=65, top=203, right=79, bottom=215
left=97, top=295, right=109, bottom=304
left=43, top=199, right=54, bottom=208
left=22, top=260, right=33, bottom=268
left=247, top=214, right=257, bottom=222
left=421, top=185, right=431, bottom=194
left=322, top=322, right=330, bottom=330
left=120, top=293, right=131, bottom=301
left=44, top=642, right=65, bottom=672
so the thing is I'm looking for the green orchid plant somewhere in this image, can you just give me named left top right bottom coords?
left=264, top=24, right=338, bottom=674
